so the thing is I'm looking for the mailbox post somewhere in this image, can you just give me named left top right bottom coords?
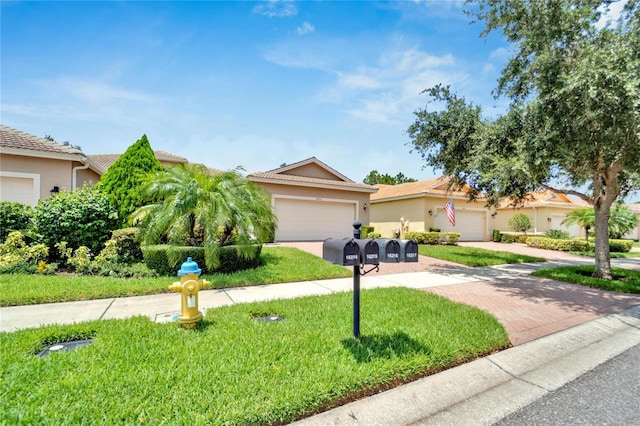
left=322, top=223, right=416, bottom=340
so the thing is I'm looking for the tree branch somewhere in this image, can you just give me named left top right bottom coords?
left=540, top=183, right=592, bottom=204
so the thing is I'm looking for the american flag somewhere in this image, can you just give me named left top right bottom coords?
left=444, top=199, right=455, bottom=226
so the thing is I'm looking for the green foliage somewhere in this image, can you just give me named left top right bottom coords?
left=105, top=227, right=142, bottom=264
left=500, top=233, right=520, bottom=243
left=410, top=1, right=640, bottom=278
left=98, top=134, right=163, bottom=223
left=0, top=288, right=508, bottom=425
left=32, top=185, right=119, bottom=256
left=563, top=205, right=639, bottom=239
left=361, top=225, right=374, bottom=239
left=609, top=239, right=634, bottom=253
left=404, top=231, right=461, bottom=245
left=0, top=231, right=49, bottom=274
left=133, top=164, right=276, bottom=270
left=0, top=202, right=33, bottom=241
left=363, top=170, right=417, bottom=185
left=526, top=236, right=592, bottom=252
left=545, top=229, right=571, bottom=240
left=142, top=244, right=262, bottom=275
left=492, top=229, right=501, bottom=242
left=368, top=232, right=382, bottom=239
left=508, top=213, right=532, bottom=234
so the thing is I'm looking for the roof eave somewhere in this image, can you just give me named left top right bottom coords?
left=248, top=175, right=378, bottom=194
left=1, top=146, right=84, bottom=162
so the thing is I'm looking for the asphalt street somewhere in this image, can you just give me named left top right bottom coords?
left=495, top=342, right=640, bottom=425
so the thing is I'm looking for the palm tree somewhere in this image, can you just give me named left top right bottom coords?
left=562, top=205, right=638, bottom=240
left=132, top=164, right=276, bottom=269
left=562, top=207, right=594, bottom=241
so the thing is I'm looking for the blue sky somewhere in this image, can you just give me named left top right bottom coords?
left=2, top=0, right=512, bottom=182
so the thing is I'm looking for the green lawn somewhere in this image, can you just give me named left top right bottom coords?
left=0, top=247, right=350, bottom=307
left=533, top=265, right=640, bottom=294
left=0, top=287, right=509, bottom=425
left=419, top=244, right=546, bottom=266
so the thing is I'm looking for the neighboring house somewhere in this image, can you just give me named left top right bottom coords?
left=370, top=177, right=595, bottom=241
left=0, top=125, right=102, bottom=206
left=370, top=177, right=490, bottom=241
left=247, top=157, right=377, bottom=241
left=494, top=190, right=592, bottom=238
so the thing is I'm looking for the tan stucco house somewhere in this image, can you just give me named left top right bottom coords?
left=0, top=125, right=103, bottom=205
left=369, top=177, right=614, bottom=241
left=370, top=177, right=491, bottom=241
left=248, top=157, right=377, bottom=241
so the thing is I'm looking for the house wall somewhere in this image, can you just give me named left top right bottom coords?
left=494, top=206, right=582, bottom=237
left=75, top=167, right=101, bottom=187
left=370, top=198, right=427, bottom=237
left=1, top=154, right=72, bottom=201
left=255, top=182, right=371, bottom=224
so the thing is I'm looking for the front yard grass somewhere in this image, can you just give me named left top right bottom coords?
left=533, top=266, right=640, bottom=294
left=419, top=244, right=546, bottom=266
left=0, top=247, right=351, bottom=307
left=0, top=287, right=509, bottom=425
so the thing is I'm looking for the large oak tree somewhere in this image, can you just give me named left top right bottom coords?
left=408, top=0, right=640, bottom=278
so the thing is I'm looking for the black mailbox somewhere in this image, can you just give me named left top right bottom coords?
left=376, top=238, right=401, bottom=263
left=323, top=238, right=360, bottom=266
left=398, top=239, right=419, bottom=262
left=355, top=239, right=379, bottom=265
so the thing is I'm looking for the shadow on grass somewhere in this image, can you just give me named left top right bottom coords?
left=341, top=332, right=430, bottom=363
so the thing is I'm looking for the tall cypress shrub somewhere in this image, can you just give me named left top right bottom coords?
left=98, top=134, right=163, bottom=224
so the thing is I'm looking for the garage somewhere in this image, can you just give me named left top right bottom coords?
left=274, top=198, right=356, bottom=241
left=436, top=209, right=486, bottom=241
left=0, top=172, right=39, bottom=206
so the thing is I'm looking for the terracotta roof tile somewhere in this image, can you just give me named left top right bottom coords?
left=0, top=125, right=83, bottom=155
left=249, top=171, right=377, bottom=192
left=371, top=177, right=473, bottom=201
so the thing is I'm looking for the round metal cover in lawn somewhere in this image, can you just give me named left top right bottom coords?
left=38, top=339, right=94, bottom=357
left=254, top=315, right=284, bottom=323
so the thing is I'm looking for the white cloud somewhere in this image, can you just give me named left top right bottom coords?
left=489, top=47, right=510, bottom=60
left=297, top=21, right=315, bottom=35
left=596, top=0, right=629, bottom=29
left=253, top=0, right=298, bottom=18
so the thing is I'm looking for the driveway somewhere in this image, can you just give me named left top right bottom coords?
left=279, top=240, right=640, bottom=346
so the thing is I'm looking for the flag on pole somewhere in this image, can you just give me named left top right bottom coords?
left=444, top=199, right=455, bottom=226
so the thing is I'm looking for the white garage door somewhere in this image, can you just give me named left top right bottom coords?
left=0, top=175, right=38, bottom=206
left=275, top=198, right=356, bottom=241
left=436, top=209, right=485, bottom=241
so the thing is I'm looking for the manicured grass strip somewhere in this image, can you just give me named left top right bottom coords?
left=569, top=251, right=640, bottom=258
left=532, top=265, right=640, bottom=294
left=0, top=287, right=509, bottom=425
left=418, top=245, right=546, bottom=266
left=0, top=247, right=350, bottom=307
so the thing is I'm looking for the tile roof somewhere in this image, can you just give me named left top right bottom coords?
left=265, top=156, right=354, bottom=183
left=87, top=151, right=189, bottom=172
left=371, top=177, right=474, bottom=201
left=497, top=189, right=591, bottom=208
left=249, top=171, right=378, bottom=192
left=0, top=125, right=83, bottom=156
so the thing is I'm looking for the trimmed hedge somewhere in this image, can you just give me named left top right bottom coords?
left=404, top=231, right=461, bottom=245
left=526, top=237, right=591, bottom=252
left=142, top=244, right=263, bottom=275
left=361, top=225, right=374, bottom=239
left=526, top=237, right=633, bottom=253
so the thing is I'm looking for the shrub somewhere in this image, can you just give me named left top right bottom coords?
left=609, top=239, right=633, bottom=253
left=107, top=227, right=142, bottom=264
left=142, top=244, right=263, bottom=275
left=508, top=213, right=532, bottom=234
left=368, top=232, right=382, bottom=239
left=500, top=233, right=520, bottom=243
left=0, top=231, right=49, bottom=274
left=361, top=226, right=374, bottom=239
left=526, top=237, right=592, bottom=252
left=0, top=202, right=33, bottom=241
left=403, top=231, right=460, bottom=245
left=32, top=185, right=120, bottom=256
left=429, top=227, right=441, bottom=232
left=492, top=229, right=501, bottom=242
left=545, top=229, right=571, bottom=240
left=517, top=235, right=529, bottom=244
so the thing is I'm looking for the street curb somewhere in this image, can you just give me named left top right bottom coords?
left=291, top=305, right=640, bottom=425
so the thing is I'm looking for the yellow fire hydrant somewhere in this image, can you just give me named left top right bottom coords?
left=169, top=257, right=209, bottom=329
